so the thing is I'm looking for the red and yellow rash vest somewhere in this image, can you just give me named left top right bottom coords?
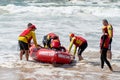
left=68, top=36, right=86, bottom=55
left=18, top=29, right=38, bottom=47
left=72, top=36, right=86, bottom=47
left=102, top=24, right=113, bottom=39
left=100, top=34, right=110, bottom=49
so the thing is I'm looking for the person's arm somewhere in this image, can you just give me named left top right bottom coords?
left=101, top=35, right=107, bottom=49
left=32, top=31, right=38, bottom=47
left=73, top=45, right=77, bottom=56
left=68, top=39, right=74, bottom=53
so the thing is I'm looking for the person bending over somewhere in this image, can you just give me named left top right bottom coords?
left=18, top=24, right=38, bottom=61
left=68, top=33, right=88, bottom=61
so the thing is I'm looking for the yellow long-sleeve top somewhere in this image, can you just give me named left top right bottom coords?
left=102, top=24, right=113, bottom=39
left=68, top=37, right=77, bottom=56
left=18, top=30, right=38, bottom=47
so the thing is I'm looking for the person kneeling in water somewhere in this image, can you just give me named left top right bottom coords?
left=68, top=33, right=88, bottom=61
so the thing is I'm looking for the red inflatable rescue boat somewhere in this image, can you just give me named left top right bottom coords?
left=29, top=44, right=72, bottom=64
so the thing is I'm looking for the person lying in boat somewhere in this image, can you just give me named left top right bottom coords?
left=42, top=33, right=66, bottom=51
left=42, top=33, right=60, bottom=48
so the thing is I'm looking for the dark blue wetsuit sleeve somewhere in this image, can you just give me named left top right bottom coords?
left=101, top=35, right=107, bottom=49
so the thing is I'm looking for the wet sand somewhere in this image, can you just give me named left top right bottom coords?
left=0, top=51, right=120, bottom=80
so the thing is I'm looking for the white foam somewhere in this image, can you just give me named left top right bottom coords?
left=0, top=3, right=120, bottom=17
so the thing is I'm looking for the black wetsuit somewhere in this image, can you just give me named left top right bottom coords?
left=42, top=35, right=51, bottom=48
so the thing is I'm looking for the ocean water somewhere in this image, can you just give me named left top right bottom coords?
left=0, top=0, right=120, bottom=80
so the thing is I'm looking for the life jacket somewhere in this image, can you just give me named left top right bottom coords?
left=19, top=29, right=32, bottom=42
left=19, top=29, right=30, bottom=37
left=73, top=36, right=86, bottom=47
left=107, top=24, right=113, bottom=38
left=100, top=35, right=110, bottom=49
left=102, top=24, right=113, bottom=38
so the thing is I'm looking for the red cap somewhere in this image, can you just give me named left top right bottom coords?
left=51, top=40, right=60, bottom=48
left=69, top=33, right=74, bottom=37
left=29, top=25, right=36, bottom=29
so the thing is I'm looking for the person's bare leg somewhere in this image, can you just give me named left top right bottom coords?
left=20, top=50, right=24, bottom=60
left=107, top=50, right=112, bottom=60
left=25, top=50, right=29, bottom=61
